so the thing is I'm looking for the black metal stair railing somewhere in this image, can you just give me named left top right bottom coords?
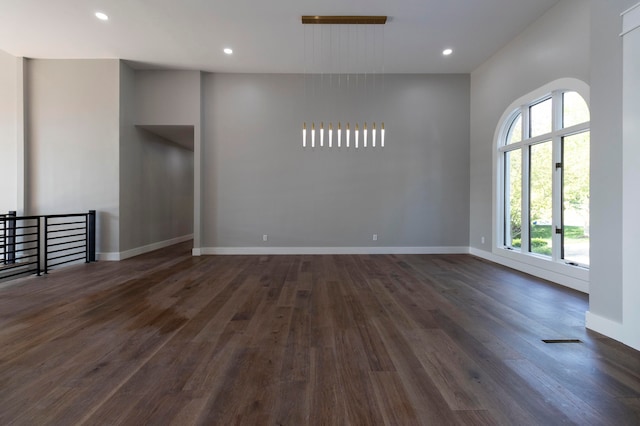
left=0, top=212, right=41, bottom=279
left=0, top=210, right=96, bottom=280
left=44, top=212, right=96, bottom=273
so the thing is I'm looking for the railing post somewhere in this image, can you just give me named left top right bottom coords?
left=43, top=216, right=48, bottom=274
left=36, top=218, right=42, bottom=276
left=88, top=210, right=96, bottom=262
left=7, top=211, right=16, bottom=264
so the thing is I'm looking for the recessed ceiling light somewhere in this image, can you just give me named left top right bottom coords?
left=442, top=48, right=453, bottom=56
left=223, top=48, right=233, bottom=55
left=95, top=12, right=109, bottom=21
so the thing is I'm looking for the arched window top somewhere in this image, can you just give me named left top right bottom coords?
left=496, top=78, right=590, bottom=149
left=562, top=91, right=590, bottom=128
left=506, top=113, right=522, bottom=145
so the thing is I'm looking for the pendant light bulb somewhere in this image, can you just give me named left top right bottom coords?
left=338, top=122, right=342, bottom=148
left=329, top=123, right=333, bottom=148
left=312, top=122, right=316, bottom=148
left=372, top=122, right=376, bottom=147
left=303, top=122, right=307, bottom=148
left=381, top=122, right=385, bottom=148
left=363, top=123, right=368, bottom=148
left=346, top=123, right=350, bottom=148
left=320, top=122, right=324, bottom=147
left=355, top=124, right=359, bottom=149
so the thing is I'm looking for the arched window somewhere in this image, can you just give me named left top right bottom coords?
left=496, top=80, right=590, bottom=268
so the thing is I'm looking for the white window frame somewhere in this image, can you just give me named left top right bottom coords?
left=493, top=78, right=590, bottom=292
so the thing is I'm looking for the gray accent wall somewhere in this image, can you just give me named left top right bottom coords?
left=202, top=73, right=470, bottom=248
left=134, top=69, right=201, bottom=125
left=26, top=59, right=120, bottom=254
left=119, top=65, right=195, bottom=253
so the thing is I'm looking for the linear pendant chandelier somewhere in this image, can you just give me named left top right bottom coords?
left=301, top=15, right=387, bottom=149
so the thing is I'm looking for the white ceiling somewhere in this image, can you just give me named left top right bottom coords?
left=0, top=0, right=560, bottom=74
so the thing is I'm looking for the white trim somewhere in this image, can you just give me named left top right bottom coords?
left=585, top=312, right=631, bottom=347
left=621, top=21, right=640, bottom=353
left=470, top=247, right=589, bottom=294
left=97, top=234, right=193, bottom=261
left=97, top=252, right=121, bottom=261
left=192, top=248, right=202, bottom=256
left=198, top=246, right=470, bottom=256
left=621, top=2, right=640, bottom=36
left=492, top=78, right=591, bottom=294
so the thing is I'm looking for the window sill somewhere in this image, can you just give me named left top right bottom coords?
left=485, top=246, right=589, bottom=293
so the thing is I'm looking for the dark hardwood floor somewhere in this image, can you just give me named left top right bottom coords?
left=0, top=242, right=638, bottom=425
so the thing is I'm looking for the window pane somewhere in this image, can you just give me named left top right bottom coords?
left=506, top=114, right=522, bottom=145
left=529, top=142, right=553, bottom=257
left=563, top=91, right=590, bottom=128
left=505, top=150, right=522, bottom=248
left=562, top=131, right=590, bottom=265
left=530, top=98, right=552, bottom=138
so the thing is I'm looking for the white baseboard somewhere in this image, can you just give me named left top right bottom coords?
left=585, top=311, right=640, bottom=351
left=469, top=247, right=589, bottom=294
left=196, top=246, right=470, bottom=255
left=97, top=234, right=193, bottom=261
left=585, top=311, right=624, bottom=341
left=97, top=252, right=120, bottom=261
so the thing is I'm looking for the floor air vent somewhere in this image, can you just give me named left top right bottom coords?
left=542, top=339, right=582, bottom=344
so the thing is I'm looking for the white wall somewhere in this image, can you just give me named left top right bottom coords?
left=470, top=0, right=590, bottom=253
left=621, top=3, right=640, bottom=351
left=202, top=73, right=470, bottom=252
left=587, top=0, right=640, bottom=350
left=586, top=0, right=637, bottom=336
left=0, top=50, right=18, bottom=213
left=26, top=59, right=120, bottom=254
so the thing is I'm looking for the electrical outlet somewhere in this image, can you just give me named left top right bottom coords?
left=263, top=234, right=268, bottom=242
left=481, top=236, right=485, bottom=244
left=373, top=234, right=378, bottom=241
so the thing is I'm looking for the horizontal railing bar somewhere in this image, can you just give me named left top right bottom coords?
left=44, top=213, right=88, bottom=219
left=3, top=238, right=39, bottom=246
left=48, top=250, right=85, bottom=262
left=0, top=215, right=41, bottom=221
left=48, top=257, right=84, bottom=269
left=13, top=248, right=39, bottom=256
left=13, top=252, right=39, bottom=261
left=46, top=221, right=85, bottom=227
left=47, top=256, right=85, bottom=267
left=1, top=260, right=38, bottom=269
left=1, top=259, right=38, bottom=267
left=47, top=227, right=85, bottom=234
left=46, top=233, right=86, bottom=241
left=10, top=232, right=39, bottom=238
left=47, top=238, right=86, bottom=248
left=48, top=257, right=86, bottom=268
left=0, top=267, right=39, bottom=279
left=2, top=245, right=40, bottom=255
left=3, top=224, right=38, bottom=231
left=47, top=245, right=86, bottom=255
